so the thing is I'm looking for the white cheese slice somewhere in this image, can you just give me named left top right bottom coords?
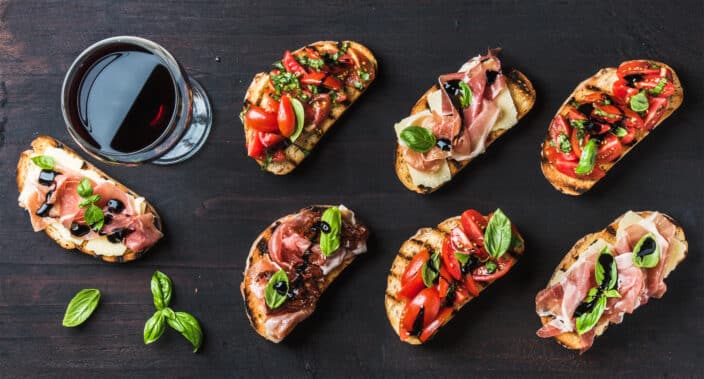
left=85, top=237, right=128, bottom=257
left=664, top=237, right=686, bottom=278
left=407, top=163, right=451, bottom=189
left=490, top=88, right=519, bottom=132
left=617, top=211, right=644, bottom=232
left=427, top=90, right=443, bottom=114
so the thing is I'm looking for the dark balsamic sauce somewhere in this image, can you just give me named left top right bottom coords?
left=107, top=228, right=128, bottom=243
left=486, top=70, right=499, bottom=86
left=70, top=222, right=91, bottom=237
left=106, top=199, right=125, bottom=213
left=598, top=254, right=615, bottom=290
left=35, top=203, right=52, bottom=217
left=410, top=308, right=425, bottom=337
left=436, top=138, right=452, bottom=151
left=273, top=281, right=288, bottom=296
left=442, top=80, right=465, bottom=115
left=38, top=170, right=57, bottom=186
left=636, top=237, right=657, bottom=258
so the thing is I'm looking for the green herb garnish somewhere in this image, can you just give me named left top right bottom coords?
left=264, top=269, right=289, bottom=309
left=630, top=91, right=649, bottom=113
left=632, top=233, right=659, bottom=268
left=62, top=289, right=100, bottom=327
left=484, top=209, right=512, bottom=259
left=399, top=126, right=436, bottom=153
left=31, top=155, right=55, bottom=170
left=320, top=206, right=342, bottom=256
left=575, top=139, right=598, bottom=175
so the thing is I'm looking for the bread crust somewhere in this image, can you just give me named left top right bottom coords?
left=394, top=67, right=536, bottom=194
left=16, top=136, right=162, bottom=263
left=540, top=61, right=683, bottom=196
left=538, top=211, right=688, bottom=350
left=384, top=213, right=525, bottom=344
left=243, top=41, right=378, bottom=175
left=240, top=205, right=364, bottom=342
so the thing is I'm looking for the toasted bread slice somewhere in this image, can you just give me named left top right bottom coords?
left=385, top=213, right=525, bottom=344
left=540, top=61, right=683, bottom=195
left=17, top=136, right=162, bottom=263
left=241, top=205, right=367, bottom=342
left=243, top=41, right=377, bottom=175
left=539, top=211, right=688, bottom=350
left=395, top=67, right=536, bottom=194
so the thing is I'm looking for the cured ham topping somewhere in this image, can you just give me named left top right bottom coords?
left=535, top=212, right=680, bottom=351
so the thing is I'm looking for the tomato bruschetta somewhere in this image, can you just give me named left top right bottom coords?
left=541, top=60, right=683, bottom=195
left=17, top=136, right=163, bottom=263
left=394, top=49, right=535, bottom=194
left=536, top=211, right=687, bottom=352
left=241, top=205, right=369, bottom=342
left=385, top=209, right=524, bottom=344
left=241, top=41, right=377, bottom=174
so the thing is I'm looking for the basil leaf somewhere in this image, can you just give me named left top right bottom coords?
left=31, top=155, right=55, bottom=170
left=649, top=78, right=668, bottom=95
left=612, top=127, right=628, bottom=138
left=399, top=126, right=436, bottom=153
left=575, top=292, right=607, bottom=335
left=594, top=247, right=618, bottom=290
left=166, top=311, right=203, bottom=353
left=161, top=307, right=176, bottom=320
left=570, top=119, right=586, bottom=130
left=264, top=269, right=289, bottom=309
left=79, top=198, right=92, bottom=208
left=484, top=209, right=512, bottom=259
left=62, top=288, right=100, bottom=327
left=485, top=260, right=497, bottom=274
left=84, top=204, right=104, bottom=231
left=629, top=91, right=649, bottom=113
left=458, top=81, right=473, bottom=109
left=421, top=252, right=441, bottom=288
left=604, top=289, right=621, bottom=298
left=632, top=233, right=659, bottom=268
left=320, top=206, right=342, bottom=256
left=557, top=134, right=571, bottom=153
left=510, top=232, right=523, bottom=250
left=143, top=310, right=166, bottom=344
left=272, top=61, right=285, bottom=70
left=289, top=97, right=305, bottom=143
left=574, top=139, right=598, bottom=175
left=77, top=178, right=93, bottom=198
left=151, top=271, right=173, bottom=310
left=359, top=70, right=370, bottom=81
left=454, top=252, right=469, bottom=265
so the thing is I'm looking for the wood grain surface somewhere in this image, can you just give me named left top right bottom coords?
left=0, top=0, right=702, bottom=377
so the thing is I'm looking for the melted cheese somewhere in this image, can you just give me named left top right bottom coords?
left=393, top=112, right=452, bottom=188
left=490, top=88, right=518, bottom=132
left=85, top=237, right=128, bottom=256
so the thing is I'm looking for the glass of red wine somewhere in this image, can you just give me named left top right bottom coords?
left=61, top=36, right=212, bottom=165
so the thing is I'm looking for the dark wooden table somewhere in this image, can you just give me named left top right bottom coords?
left=1, top=1, right=702, bottom=377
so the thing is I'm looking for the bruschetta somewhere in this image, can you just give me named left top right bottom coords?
left=17, top=136, right=163, bottom=263
left=535, top=211, right=687, bottom=352
left=541, top=60, right=683, bottom=195
left=241, top=41, right=377, bottom=174
left=385, top=209, right=524, bottom=344
left=241, top=205, right=369, bottom=342
left=394, top=49, right=535, bottom=194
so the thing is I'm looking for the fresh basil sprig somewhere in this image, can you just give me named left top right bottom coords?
left=632, top=233, right=659, bottom=268
left=62, top=288, right=100, bottom=327
left=399, top=126, right=436, bottom=153
left=574, top=139, right=598, bottom=175
left=649, top=78, right=668, bottom=96
left=574, top=247, right=621, bottom=335
left=76, top=178, right=104, bottom=231
left=629, top=91, right=649, bottom=113
left=31, top=155, right=55, bottom=170
left=458, top=81, right=473, bottom=108
left=320, top=206, right=342, bottom=256
left=264, top=269, right=289, bottom=309
left=143, top=271, right=203, bottom=353
left=289, top=97, right=305, bottom=143
left=484, top=209, right=512, bottom=259
left=421, top=252, right=441, bottom=287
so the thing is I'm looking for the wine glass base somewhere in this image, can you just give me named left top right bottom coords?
left=153, top=78, right=212, bottom=165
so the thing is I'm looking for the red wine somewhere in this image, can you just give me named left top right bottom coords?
left=69, top=47, right=177, bottom=153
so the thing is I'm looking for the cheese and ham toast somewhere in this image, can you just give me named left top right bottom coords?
left=17, top=136, right=163, bottom=263
left=541, top=60, right=683, bottom=195
left=241, top=205, right=368, bottom=342
left=535, top=211, right=687, bottom=352
left=385, top=209, right=524, bottom=344
left=394, top=49, right=535, bottom=194
left=241, top=41, right=377, bottom=174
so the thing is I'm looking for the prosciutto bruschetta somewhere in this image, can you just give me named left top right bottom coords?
left=394, top=49, right=535, bottom=194
left=385, top=209, right=524, bottom=344
left=241, top=205, right=368, bottom=342
left=536, top=211, right=687, bottom=352
left=241, top=41, right=377, bottom=174
left=17, top=136, right=163, bottom=263
left=541, top=60, right=683, bottom=195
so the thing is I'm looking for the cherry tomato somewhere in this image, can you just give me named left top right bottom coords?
left=619, top=126, right=636, bottom=145
left=260, top=93, right=280, bottom=114
left=300, top=72, right=327, bottom=86
left=460, top=210, right=487, bottom=242
left=277, top=95, right=295, bottom=137
left=617, top=61, right=661, bottom=80
left=570, top=128, right=587, bottom=158
left=322, top=76, right=343, bottom=91
left=419, top=307, right=453, bottom=342
left=398, top=249, right=429, bottom=300
left=271, top=149, right=286, bottom=162
left=258, top=132, right=285, bottom=148
left=438, top=276, right=452, bottom=302
left=472, top=255, right=516, bottom=282
left=581, top=92, right=607, bottom=104
left=441, top=237, right=462, bottom=281
left=622, top=108, right=644, bottom=130
left=553, top=154, right=606, bottom=180
left=564, top=106, right=587, bottom=122
left=591, top=104, right=623, bottom=123
left=549, top=115, right=571, bottom=146
left=643, top=97, right=668, bottom=130
left=635, top=74, right=674, bottom=97
left=244, top=105, right=279, bottom=133
left=400, top=287, right=441, bottom=340
left=596, top=134, right=622, bottom=163
left=246, top=130, right=266, bottom=159
left=309, top=94, right=332, bottom=127
left=463, top=271, right=480, bottom=297
left=282, top=50, right=306, bottom=75
left=612, top=79, right=639, bottom=102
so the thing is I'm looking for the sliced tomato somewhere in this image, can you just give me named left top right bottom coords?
left=271, top=149, right=286, bottom=162
left=549, top=115, right=571, bottom=146
left=592, top=104, right=623, bottom=123
left=246, top=130, right=266, bottom=159
left=441, top=237, right=462, bottom=281
left=554, top=155, right=606, bottom=180
left=564, top=106, right=587, bottom=122
left=454, top=285, right=470, bottom=305
left=438, top=277, right=452, bottom=302
left=581, top=92, right=607, bottom=104
left=258, top=132, right=285, bottom=148
left=635, top=74, right=673, bottom=96
left=612, top=79, right=639, bottom=102
left=570, top=128, right=587, bottom=158
left=309, top=94, right=332, bottom=127
left=472, top=255, right=516, bottom=282
left=463, top=271, right=479, bottom=297
left=277, top=95, right=295, bottom=137
left=400, top=287, right=441, bottom=340
left=243, top=105, right=279, bottom=133
left=322, top=76, right=343, bottom=91
left=619, top=126, right=636, bottom=145
left=621, top=107, right=645, bottom=130
left=596, top=134, right=622, bottom=163
left=282, top=50, right=306, bottom=75
left=259, top=93, right=280, bottom=114
left=300, top=72, right=326, bottom=86
left=643, top=97, right=668, bottom=130
left=617, top=61, right=661, bottom=80
left=398, top=249, right=429, bottom=300
left=419, top=307, right=453, bottom=342
left=460, top=210, right=487, bottom=241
